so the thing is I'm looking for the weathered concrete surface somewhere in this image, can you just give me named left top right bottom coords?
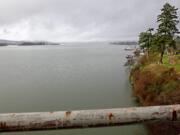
left=0, top=105, right=180, bottom=132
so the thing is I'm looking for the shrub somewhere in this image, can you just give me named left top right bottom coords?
left=131, top=64, right=180, bottom=106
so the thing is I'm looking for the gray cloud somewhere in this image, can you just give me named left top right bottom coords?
left=0, top=0, right=180, bottom=41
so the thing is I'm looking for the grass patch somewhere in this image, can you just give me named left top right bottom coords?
left=163, top=54, right=180, bottom=72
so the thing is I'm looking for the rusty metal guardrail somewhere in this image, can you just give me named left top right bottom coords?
left=0, top=105, right=180, bottom=132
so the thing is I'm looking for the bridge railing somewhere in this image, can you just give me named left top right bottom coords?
left=0, top=105, right=180, bottom=132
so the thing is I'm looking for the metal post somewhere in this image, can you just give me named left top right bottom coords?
left=0, top=105, right=180, bottom=132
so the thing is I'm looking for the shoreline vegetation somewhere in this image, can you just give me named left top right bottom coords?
left=129, top=3, right=180, bottom=135
left=131, top=53, right=180, bottom=105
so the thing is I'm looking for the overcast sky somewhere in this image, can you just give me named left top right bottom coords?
left=0, top=0, right=180, bottom=42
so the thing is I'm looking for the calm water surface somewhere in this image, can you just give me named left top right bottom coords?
left=0, top=42, right=147, bottom=135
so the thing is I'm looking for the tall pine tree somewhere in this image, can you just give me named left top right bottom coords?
left=157, top=3, right=179, bottom=63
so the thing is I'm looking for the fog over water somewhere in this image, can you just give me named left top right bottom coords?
left=0, top=0, right=179, bottom=42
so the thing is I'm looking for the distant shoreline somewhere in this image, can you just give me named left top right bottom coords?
left=0, top=39, right=139, bottom=46
left=110, top=41, right=138, bottom=45
left=0, top=39, right=60, bottom=46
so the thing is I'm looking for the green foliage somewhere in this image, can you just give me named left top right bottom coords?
left=157, top=3, right=179, bottom=36
left=151, top=33, right=164, bottom=52
left=151, top=34, right=176, bottom=52
left=156, top=3, right=179, bottom=63
left=163, top=54, right=180, bottom=71
left=139, top=28, right=154, bottom=52
left=138, top=3, right=179, bottom=63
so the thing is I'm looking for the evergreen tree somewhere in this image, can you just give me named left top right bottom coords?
left=139, top=28, right=154, bottom=55
left=157, top=3, right=179, bottom=63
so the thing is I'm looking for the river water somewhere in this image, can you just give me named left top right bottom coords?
left=0, top=42, right=147, bottom=135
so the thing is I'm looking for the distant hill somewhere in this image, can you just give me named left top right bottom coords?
left=110, top=41, right=138, bottom=45
left=0, top=39, right=60, bottom=46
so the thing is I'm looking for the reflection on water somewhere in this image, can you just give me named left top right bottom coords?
left=0, top=42, right=147, bottom=135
